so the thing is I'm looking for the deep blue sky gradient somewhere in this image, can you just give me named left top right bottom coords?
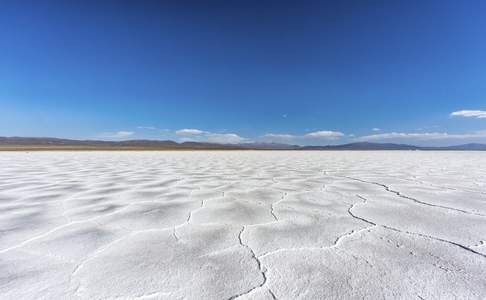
left=1, top=0, right=486, bottom=145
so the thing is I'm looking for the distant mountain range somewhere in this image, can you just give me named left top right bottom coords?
left=299, top=142, right=486, bottom=151
left=1, top=137, right=486, bottom=151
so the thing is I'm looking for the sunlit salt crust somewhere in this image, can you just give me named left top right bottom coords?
left=1, top=151, right=485, bottom=299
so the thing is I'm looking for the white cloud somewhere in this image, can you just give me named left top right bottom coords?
left=176, top=128, right=346, bottom=145
left=116, top=131, right=135, bottom=137
left=259, top=133, right=297, bottom=144
left=98, top=131, right=135, bottom=139
left=261, top=130, right=345, bottom=144
left=175, top=128, right=247, bottom=144
left=372, top=128, right=381, bottom=131
left=305, top=130, right=344, bottom=139
left=137, top=126, right=156, bottom=130
left=450, top=110, right=486, bottom=119
left=176, top=128, right=206, bottom=136
left=358, top=130, right=486, bottom=141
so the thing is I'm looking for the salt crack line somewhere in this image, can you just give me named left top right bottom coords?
left=257, top=224, right=376, bottom=260
left=0, top=193, right=199, bottom=254
left=270, top=192, right=287, bottom=222
left=350, top=195, right=377, bottom=226
left=70, top=225, right=186, bottom=295
left=173, top=197, right=207, bottom=241
left=259, top=196, right=376, bottom=260
left=69, top=231, right=137, bottom=295
left=260, top=193, right=486, bottom=261
left=381, top=225, right=486, bottom=259
left=333, top=225, right=376, bottom=248
left=341, top=175, right=486, bottom=217
left=406, top=176, right=486, bottom=197
left=355, top=194, right=486, bottom=260
left=228, top=226, right=276, bottom=300
left=258, top=197, right=377, bottom=259
left=71, top=192, right=208, bottom=294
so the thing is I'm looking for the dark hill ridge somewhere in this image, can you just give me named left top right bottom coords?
left=300, top=142, right=486, bottom=150
left=0, top=137, right=236, bottom=149
left=1, top=137, right=486, bottom=150
left=300, top=142, right=421, bottom=150
left=442, top=143, right=486, bottom=150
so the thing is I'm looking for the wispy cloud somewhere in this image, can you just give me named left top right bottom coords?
left=304, top=130, right=344, bottom=139
left=176, top=128, right=206, bottom=136
left=137, top=126, right=156, bottom=130
left=372, top=128, right=381, bottom=131
left=261, top=130, right=345, bottom=144
left=176, top=128, right=247, bottom=144
left=358, top=130, right=486, bottom=141
left=450, top=110, right=486, bottom=119
left=206, top=133, right=246, bottom=144
left=98, top=131, right=135, bottom=139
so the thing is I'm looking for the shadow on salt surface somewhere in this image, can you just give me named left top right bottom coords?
left=0, top=202, right=66, bottom=251
left=22, top=222, right=125, bottom=262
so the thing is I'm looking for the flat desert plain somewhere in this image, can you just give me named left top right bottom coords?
left=1, top=151, right=486, bottom=300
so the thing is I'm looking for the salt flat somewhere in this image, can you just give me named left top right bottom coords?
left=1, top=151, right=485, bottom=300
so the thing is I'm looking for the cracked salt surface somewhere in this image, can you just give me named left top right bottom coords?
left=1, top=151, right=486, bottom=299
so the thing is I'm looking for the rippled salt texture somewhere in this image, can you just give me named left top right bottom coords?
left=1, top=151, right=485, bottom=299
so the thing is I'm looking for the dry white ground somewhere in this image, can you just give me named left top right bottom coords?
left=1, top=151, right=486, bottom=300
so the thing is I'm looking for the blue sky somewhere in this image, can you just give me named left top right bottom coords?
left=1, top=0, right=485, bottom=145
